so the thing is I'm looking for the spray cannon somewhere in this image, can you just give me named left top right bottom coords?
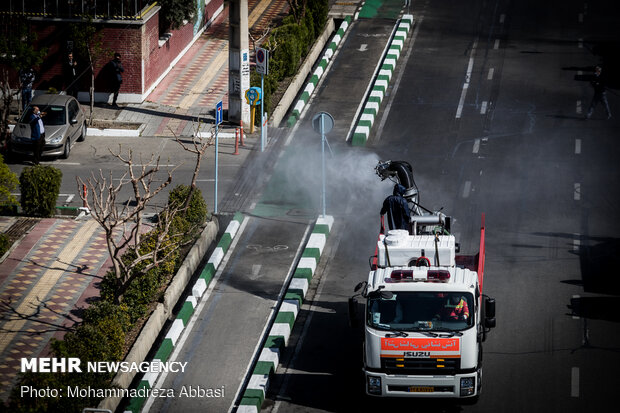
left=376, top=160, right=451, bottom=235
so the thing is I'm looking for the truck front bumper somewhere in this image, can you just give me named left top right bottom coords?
left=363, top=369, right=481, bottom=398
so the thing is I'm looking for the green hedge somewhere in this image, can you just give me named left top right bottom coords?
left=19, top=165, right=62, bottom=217
left=252, top=0, right=328, bottom=123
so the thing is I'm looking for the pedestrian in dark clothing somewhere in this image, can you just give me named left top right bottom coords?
left=380, top=183, right=411, bottom=232
left=19, top=67, right=35, bottom=111
left=64, top=52, right=79, bottom=98
left=586, top=66, right=612, bottom=119
left=109, top=52, right=124, bottom=106
left=30, top=106, right=46, bottom=164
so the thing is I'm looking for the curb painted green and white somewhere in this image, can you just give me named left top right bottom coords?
left=352, top=14, right=414, bottom=146
left=124, top=212, right=245, bottom=413
left=286, top=17, right=352, bottom=128
left=237, top=215, right=334, bottom=413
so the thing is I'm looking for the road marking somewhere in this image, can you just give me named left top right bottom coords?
left=480, top=101, right=488, bottom=114
left=462, top=181, right=472, bottom=198
left=499, top=14, right=505, bottom=24
left=64, top=194, right=74, bottom=204
left=456, top=38, right=478, bottom=118
left=572, top=295, right=581, bottom=319
left=578, top=38, right=583, bottom=48
left=487, top=67, right=494, bottom=80
left=576, top=100, right=582, bottom=114
left=250, top=264, right=262, bottom=280
left=573, top=234, right=580, bottom=252
left=358, top=44, right=368, bottom=51
left=473, top=139, right=481, bottom=154
left=575, top=138, right=581, bottom=154
left=574, top=183, right=581, bottom=201
left=571, top=367, right=579, bottom=397
left=494, top=39, right=500, bottom=49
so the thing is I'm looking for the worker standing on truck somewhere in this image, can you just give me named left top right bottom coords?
left=380, top=183, right=411, bottom=232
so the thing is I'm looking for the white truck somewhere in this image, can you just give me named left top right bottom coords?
left=348, top=161, right=496, bottom=400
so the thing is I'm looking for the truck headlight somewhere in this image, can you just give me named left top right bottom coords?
left=367, top=376, right=382, bottom=395
left=460, top=377, right=475, bottom=397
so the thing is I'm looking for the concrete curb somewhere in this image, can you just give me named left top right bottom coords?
left=120, top=212, right=245, bottom=413
left=285, top=17, right=352, bottom=128
left=351, top=14, right=413, bottom=146
left=97, top=218, right=219, bottom=412
left=86, top=124, right=146, bottom=137
left=236, top=215, right=334, bottom=413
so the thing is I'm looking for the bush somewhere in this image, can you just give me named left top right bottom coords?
left=0, top=233, right=10, bottom=257
left=166, top=184, right=208, bottom=241
left=0, top=153, right=19, bottom=208
left=255, top=0, right=329, bottom=117
left=19, top=165, right=62, bottom=217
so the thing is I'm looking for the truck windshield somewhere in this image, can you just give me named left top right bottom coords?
left=367, top=291, right=474, bottom=332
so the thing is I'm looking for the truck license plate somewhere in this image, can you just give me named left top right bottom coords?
left=409, top=386, right=434, bottom=392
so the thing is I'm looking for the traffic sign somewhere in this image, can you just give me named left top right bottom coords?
left=312, top=112, right=334, bottom=135
left=256, top=47, right=269, bottom=75
left=215, top=100, right=223, bottom=126
left=245, top=87, right=261, bottom=106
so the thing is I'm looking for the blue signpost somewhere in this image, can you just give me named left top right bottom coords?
left=214, top=100, right=223, bottom=214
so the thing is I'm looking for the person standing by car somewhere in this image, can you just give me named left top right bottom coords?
left=30, top=106, right=45, bottom=164
left=109, top=52, right=124, bottom=107
left=64, top=52, right=79, bottom=98
left=19, top=67, right=35, bottom=111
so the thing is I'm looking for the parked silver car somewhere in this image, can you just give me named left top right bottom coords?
left=10, top=94, right=87, bottom=159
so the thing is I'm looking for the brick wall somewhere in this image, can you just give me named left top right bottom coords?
left=6, top=0, right=224, bottom=103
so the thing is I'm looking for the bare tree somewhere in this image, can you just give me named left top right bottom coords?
left=0, top=69, right=16, bottom=149
left=77, top=146, right=184, bottom=302
left=77, top=124, right=215, bottom=303
left=172, top=118, right=214, bottom=210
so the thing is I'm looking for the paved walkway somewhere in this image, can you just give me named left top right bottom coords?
left=0, top=218, right=110, bottom=400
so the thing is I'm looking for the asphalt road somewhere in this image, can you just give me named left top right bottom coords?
left=265, top=0, right=620, bottom=412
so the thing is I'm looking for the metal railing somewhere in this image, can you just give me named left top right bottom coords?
left=0, top=0, right=156, bottom=20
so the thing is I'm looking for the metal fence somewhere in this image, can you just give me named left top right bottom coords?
left=0, top=0, right=156, bottom=20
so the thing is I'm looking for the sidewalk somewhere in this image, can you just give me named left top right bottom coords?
left=88, top=0, right=290, bottom=138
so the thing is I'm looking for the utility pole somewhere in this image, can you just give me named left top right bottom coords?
left=228, top=0, right=250, bottom=126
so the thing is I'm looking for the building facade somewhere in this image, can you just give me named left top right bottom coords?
left=1, top=0, right=223, bottom=103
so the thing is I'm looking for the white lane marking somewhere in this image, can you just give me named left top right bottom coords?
left=571, top=367, right=579, bottom=397
left=575, top=138, right=581, bottom=154
left=487, top=67, right=495, bottom=80
left=576, top=100, right=582, bottom=114
left=473, top=139, right=481, bottom=154
left=578, top=38, right=583, bottom=48
left=359, top=44, right=368, bottom=52
left=578, top=13, right=583, bottom=23
left=455, top=38, right=478, bottom=119
left=65, top=194, right=74, bottom=204
left=577, top=70, right=583, bottom=76
left=574, top=183, right=581, bottom=201
left=572, top=295, right=581, bottom=319
left=499, top=14, right=505, bottom=24
left=249, top=264, right=262, bottom=280
left=462, top=181, right=472, bottom=198
left=573, top=234, right=580, bottom=252
left=494, top=39, right=500, bottom=49
left=480, top=101, right=488, bottom=114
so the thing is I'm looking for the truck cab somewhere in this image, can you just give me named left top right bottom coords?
left=350, top=220, right=495, bottom=399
